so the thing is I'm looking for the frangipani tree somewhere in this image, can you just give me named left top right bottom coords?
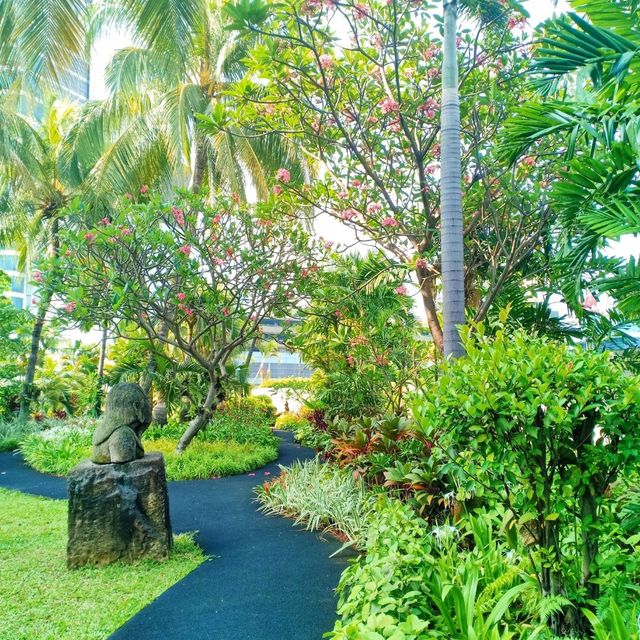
left=213, top=0, right=552, bottom=353
left=39, top=189, right=326, bottom=451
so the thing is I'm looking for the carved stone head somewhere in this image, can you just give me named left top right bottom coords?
left=91, top=383, right=152, bottom=464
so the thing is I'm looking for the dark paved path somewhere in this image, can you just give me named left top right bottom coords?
left=0, top=432, right=347, bottom=640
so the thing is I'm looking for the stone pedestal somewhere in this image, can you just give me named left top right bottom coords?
left=67, top=453, right=172, bottom=569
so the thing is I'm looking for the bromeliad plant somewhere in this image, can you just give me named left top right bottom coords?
left=414, top=315, right=640, bottom=635
left=39, top=190, right=325, bottom=451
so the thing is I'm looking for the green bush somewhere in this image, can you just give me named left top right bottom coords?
left=0, top=379, right=22, bottom=420
left=329, top=503, right=550, bottom=640
left=414, top=320, right=640, bottom=632
left=222, top=395, right=277, bottom=421
left=261, top=377, right=313, bottom=392
left=256, top=457, right=374, bottom=546
left=202, top=413, right=279, bottom=449
left=0, top=418, right=43, bottom=452
left=274, top=411, right=309, bottom=431
left=145, top=397, right=279, bottom=450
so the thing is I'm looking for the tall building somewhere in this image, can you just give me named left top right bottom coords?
left=0, top=250, right=33, bottom=310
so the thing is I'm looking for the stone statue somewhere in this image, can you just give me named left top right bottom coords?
left=92, top=383, right=152, bottom=464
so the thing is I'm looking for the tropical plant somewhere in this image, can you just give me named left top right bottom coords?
left=292, top=252, right=431, bottom=418
left=59, top=0, right=308, bottom=199
left=256, top=457, right=374, bottom=547
left=502, top=2, right=640, bottom=320
left=414, top=316, right=640, bottom=634
left=329, top=503, right=549, bottom=640
left=0, top=100, right=108, bottom=419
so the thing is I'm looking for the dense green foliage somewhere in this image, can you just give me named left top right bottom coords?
left=414, top=319, right=640, bottom=632
left=0, top=488, right=204, bottom=640
left=293, top=254, right=431, bottom=418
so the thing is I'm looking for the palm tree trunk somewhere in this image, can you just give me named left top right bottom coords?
left=18, top=293, right=51, bottom=420
left=440, top=0, right=466, bottom=358
left=94, top=326, right=108, bottom=415
left=191, top=134, right=207, bottom=194
left=176, top=374, right=225, bottom=452
left=19, top=217, right=60, bottom=420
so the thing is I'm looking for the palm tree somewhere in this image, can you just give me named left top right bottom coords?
left=0, top=99, right=104, bottom=419
left=66, top=0, right=306, bottom=198
left=440, top=0, right=466, bottom=359
left=501, top=2, right=640, bottom=320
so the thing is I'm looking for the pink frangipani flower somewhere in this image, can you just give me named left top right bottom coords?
left=379, top=97, right=399, bottom=114
left=276, top=168, right=291, bottom=184
left=178, top=244, right=192, bottom=256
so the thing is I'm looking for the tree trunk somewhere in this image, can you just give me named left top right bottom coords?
left=141, top=323, right=168, bottom=425
left=440, top=0, right=466, bottom=359
left=416, top=265, right=444, bottom=353
left=18, top=294, right=51, bottom=420
left=176, top=375, right=225, bottom=453
left=190, top=134, right=207, bottom=194
left=94, top=326, right=108, bottom=415
left=19, top=217, right=60, bottom=420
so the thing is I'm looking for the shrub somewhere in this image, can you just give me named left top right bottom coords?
left=0, top=418, right=43, bottom=452
left=202, top=413, right=279, bottom=449
left=260, top=377, right=312, bottom=392
left=145, top=399, right=279, bottom=450
left=274, top=411, right=309, bottom=431
left=256, top=457, right=374, bottom=545
left=221, top=395, right=277, bottom=422
left=414, top=320, right=640, bottom=633
left=329, top=504, right=550, bottom=640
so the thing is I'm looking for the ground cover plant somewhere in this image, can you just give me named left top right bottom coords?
left=0, top=488, right=205, bottom=640
left=20, top=412, right=279, bottom=480
left=256, top=457, right=374, bottom=546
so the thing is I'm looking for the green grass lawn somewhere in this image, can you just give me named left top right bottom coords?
left=0, top=488, right=206, bottom=640
left=20, top=432, right=279, bottom=480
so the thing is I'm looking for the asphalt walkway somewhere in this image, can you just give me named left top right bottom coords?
left=0, top=431, right=347, bottom=640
